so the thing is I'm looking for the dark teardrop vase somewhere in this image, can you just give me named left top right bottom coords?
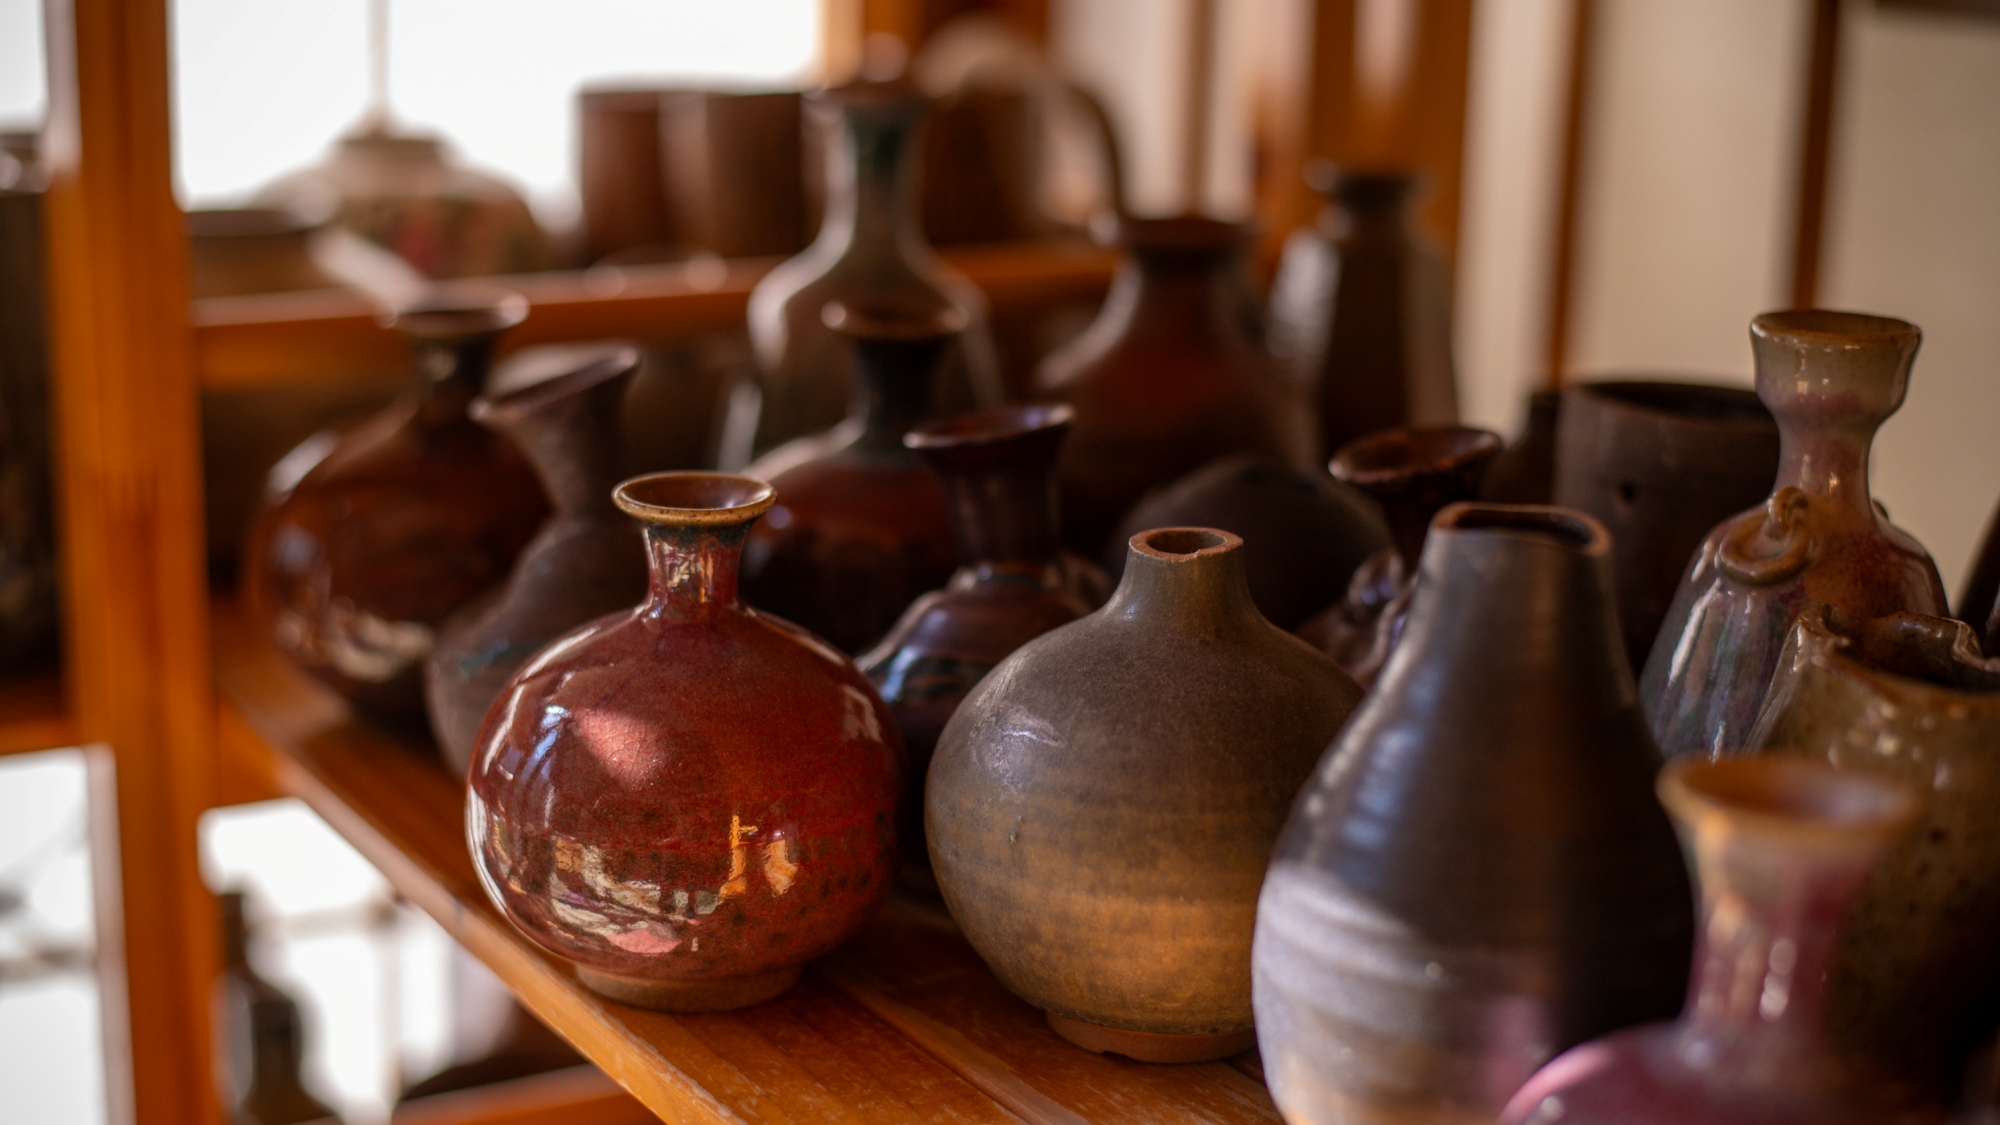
left=740, top=302, right=961, bottom=654
left=858, top=403, right=1100, bottom=889
left=248, top=293, right=549, bottom=727
left=1296, top=425, right=1500, bottom=686
left=468, top=473, right=901, bottom=1012
left=425, top=349, right=648, bottom=775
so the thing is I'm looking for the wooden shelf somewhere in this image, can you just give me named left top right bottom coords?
left=212, top=604, right=1279, bottom=1125
left=0, top=671, right=77, bottom=756
left=193, top=240, right=1122, bottom=390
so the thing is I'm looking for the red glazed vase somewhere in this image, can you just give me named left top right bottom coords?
left=467, top=472, right=901, bottom=1011
left=740, top=302, right=961, bottom=654
left=247, top=292, right=548, bottom=727
left=1037, top=216, right=1316, bottom=553
left=1500, top=757, right=1943, bottom=1125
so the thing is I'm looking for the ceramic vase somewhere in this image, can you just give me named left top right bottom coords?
left=1554, top=380, right=1779, bottom=671
left=1296, top=426, right=1500, bottom=687
left=248, top=293, right=549, bottom=726
left=1640, top=311, right=1948, bottom=759
left=929, top=526, right=1363, bottom=1063
left=858, top=403, right=1099, bottom=890
left=1747, top=605, right=2000, bottom=1099
left=1037, top=216, right=1316, bottom=554
left=1267, top=167, right=1458, bottom=456
left=0, top=182, right=59, bottom=669
left=216, top=892, right=339, bottom=1125
left=1499, top=757, right=1940, bottom=1125
left=1479, top=388, right=1560, bottom=505
left=425, top=349, right=647, bottom=775
left=740, top=302, right=961, bottom=654
left=1104, top=455, right=1389, bottom=632
left=740, top=80, right=1000, bottom=463
left=467, top=472, right=901, bottom=1012
left=1961, top=502, right=2000, bottom=647
left=658, top=90, right=814, bottom=260
left=1254, top=504, right=1693, bottom=1124
left=576, top=86, right=679, bottom=265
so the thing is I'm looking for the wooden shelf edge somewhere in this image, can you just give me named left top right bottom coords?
left=0, top=671, right=78, bottom=757
left=387, top=1063, right=658, bottom=1125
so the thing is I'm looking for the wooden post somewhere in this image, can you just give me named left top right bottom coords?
left=1543, top=0, right=1597, bottom=387
left=41, top=0, right=221, bottom=1122
left=1789, top=0, right=1843, bottom=308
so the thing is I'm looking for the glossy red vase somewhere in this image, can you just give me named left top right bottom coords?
left=467, top=472, right=902, bottom=1011
left=248, top=292, right=549, bottom=727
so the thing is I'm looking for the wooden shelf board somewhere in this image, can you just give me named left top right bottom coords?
left=194, top=241, right=1121, bottom=390
left=212, top=604, right=1279, bottom=1125
left=0, top=671, right=78, bottom=756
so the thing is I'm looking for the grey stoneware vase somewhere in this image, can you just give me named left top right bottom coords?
left=1748, top=605, right=2000, bottom=1101
left=1641, top=310, right=1947, bottom=759
left=425, top=350, right=647, bottom=775
left=928, top=526, right=1363, bottom=1064
left=1254, top=503, right=1693, bottom=1125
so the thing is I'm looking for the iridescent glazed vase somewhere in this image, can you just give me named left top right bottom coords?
left=1500, top=757, right=1940, bottom=1125
left=468, top=473, right=901, bottom=1011
left=1641, top=310, right=1947, bottom=758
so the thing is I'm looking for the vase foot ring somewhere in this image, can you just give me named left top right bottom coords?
left=1045, top=1012, right=1255, bottom=1064
left=577, top=964, right=802, bottom=1012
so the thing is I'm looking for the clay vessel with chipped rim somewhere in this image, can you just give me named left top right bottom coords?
left=928, top=525, right=1362, bottom=1063
left=467, top=471, right=902, bottom=1012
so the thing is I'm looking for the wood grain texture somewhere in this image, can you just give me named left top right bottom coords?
left=214, top=601, right=1282, bottom=1124
left=0, top=672, right=77, bottom=756
left=387, top=1064, right=659, bottom=1125
left=193, top=241, right=1118, bottom=390
left=42, top=0, right=222, bottom=1121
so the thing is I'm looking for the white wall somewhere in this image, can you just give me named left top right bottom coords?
left=1052, top=0, right=1196, bottom=216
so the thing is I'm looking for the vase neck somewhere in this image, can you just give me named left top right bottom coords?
left=641, top=524, right=748, bottom=622
left=814, top=98, right=930, bottom=272
left=475, top=355, right=635, bottom=516
left=410, top=334, right=495, bottom=430
left=1771, top=419, right=1878, bottom=519
left=925, top=432, right=1065, bottom=572
left=1104, top=528, right=1263, bottom=637
left=1105, top=250, right=1241, bottom=346
left=848, top=335, right=945, bottom=450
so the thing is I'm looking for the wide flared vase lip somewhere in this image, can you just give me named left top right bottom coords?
left=1806, top=605, right=2000, bottom=696
left=470, top=347, right=640, bottom=426
left=822, top=299, right=968, bottom=342
left=1659, top=756, right=1915, bottom=844
left=1127, top=526, right=1242, bottom=563
left=907, top=402, right=1074, bottom=450
left=1567, top=378, right=1772, bottom=425
left=1431, top=502, right=1610, bottom=556
left=614, top=471, right=777, bottom=526
left=1112, top=214, right=1255, bottom=257
left=1331, top=425, right=1504, bottom=486
left=1752, top=308, right=1918, bottom=344
left=383, top=289, right=530, bottom=340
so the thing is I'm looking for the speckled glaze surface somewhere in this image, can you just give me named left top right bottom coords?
left=248, top=293, right=549, bottom=727
left=1641, top=311, right=1947, bottom=759
left=1500, top=758, right=1941, bottom=1125
left=1105, top=454, right=1388, bottom=632
left=467, top=473, right=901, bottom=1010
left=741, top=303, right=962, bottom=654
left=1255, top=505, right=1692, bottom=1125
left=928, top=527, right=1361, bottom=1062
left=858, top=404, right=1098, bottom=888
left=1296, top=426, right=1499, bottom=687
left=1555, top=380, right=1778, bottom=671
left=1267, top=168, right=1459, bottom=456
left=1037, top=217, right=1315, bottom=554
left=1747, top=606, right=2000, bottom=1098
left=426, top=350, right=647, bottom=775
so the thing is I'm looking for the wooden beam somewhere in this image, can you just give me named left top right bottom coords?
left=1405, top=0, right=1475, bottom=262
left=1256, top=0, right=1359, bottom=255
left=1182, top=0, right=1220, bottom=210
left=1790, top=0, right=1843, bottom=308
left=41, top=0, right=221, bottom=1121
left=1543, top=0, right=1596, bottom=387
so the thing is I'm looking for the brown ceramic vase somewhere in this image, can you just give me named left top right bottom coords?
left=928, top=526, right=1363, bottom=1063
left=247, top=293, right=549, bottom=726
left=425, top=350, right=647, bottom=775
left=1267, top=167, right=1458, bottom=456
left=1640, top=311, right=1948, bottom=759
left=1479, top=388, right=1560, bottom=505
left=467, top=472, right=901, bottom=1012
left=1747, top=605, right=2000, bottom=1099
left=1037, top=216, right=1316, bottom=553
left=1104, top=455, right=1389, bottom=632
left=740, top=302, right=961, bottom=654
left=1961, top=503, right=2000, bottom=647
left=858, top=404, right=1098, bottom=890
left=1500, top=757, right=1940, bottom=1125
left=1554, top=380, right=1779, bottom=670
left=1296, top=426, right=1500, bottom=686
left=1254, top=504, right=1693, bottom=1124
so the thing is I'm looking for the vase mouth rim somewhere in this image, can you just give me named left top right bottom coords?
left=1752, top=309, right=1918, bottom=343
left=186, top=206, right=325, bottom=240
left=1566, top=379, right=1772, bottom=426
left=1127, top=526, right=1241, bottom=563
left=383, top=289, right=529, bottom=340
left=471, top=347, right=640, bottom=425
left=614, top=472, right=777, bottom=526
left=823, top=299, right=968, bottom=341
left=1331, top=426, right=1502, bottom=484
left=1659, top=756, right=1915, bottom=842
left=908, top=402, right=1074, bottom=449
left=1806, top=606, right=2000, bottom=696
left=1433, top=503, right=1608, bottom=554
left=811, top=78, right=932, bottom=114
left=1112, top=214, right=1255, bottom=256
